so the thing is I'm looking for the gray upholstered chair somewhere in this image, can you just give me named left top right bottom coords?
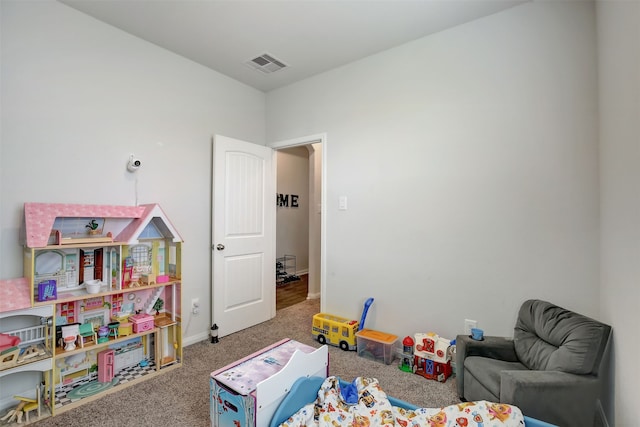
left=456, top=299, right=611, bottom=427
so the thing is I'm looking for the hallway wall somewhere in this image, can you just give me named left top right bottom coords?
left=276, top=146, right=310, bottom=274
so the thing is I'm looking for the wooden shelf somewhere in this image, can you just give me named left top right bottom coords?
left=53, top=328, right=157, bottom=359
left=55, top=230, right=113, bottom=245
left=154, top=314, right=177, bottom=328
left=34, top=241, right=122, bottom=251
left=32, top=280, right=181, bottom=307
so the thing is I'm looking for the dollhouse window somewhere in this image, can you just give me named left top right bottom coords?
left=129, top=244, right=152, bottom=275
left=35, top=250, right=64, bottom=275
left=139, top=221, right=162, bottom=239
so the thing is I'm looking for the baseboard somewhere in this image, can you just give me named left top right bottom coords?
left=183, top=331, right=210, bottom=347
left=595, top=399, right=610, bottom=427
left=296, top=269, right=309, bottom=276
left=307, top=292, right=320, bottom=300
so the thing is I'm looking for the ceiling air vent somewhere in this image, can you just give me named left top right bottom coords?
left=246, top=53, right=288, bottom=74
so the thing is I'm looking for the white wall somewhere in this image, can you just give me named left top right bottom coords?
left=276, top=146, right=309, bottom=273
left=0, top=0, right=266, bottom=344
left=596, top=1, right=640, bottom=425
left=268, top=1, right=599, bottom=340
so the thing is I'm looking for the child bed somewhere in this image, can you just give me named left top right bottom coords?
left=269, top=376, right=558, bottom=427
left=210, top=339, right=557, bottom=427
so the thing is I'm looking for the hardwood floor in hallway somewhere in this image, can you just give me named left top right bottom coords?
left=276, top=274, right=308, bottom=310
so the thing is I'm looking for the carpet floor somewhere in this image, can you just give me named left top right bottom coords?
left=28, top=299, right=459, bottom=427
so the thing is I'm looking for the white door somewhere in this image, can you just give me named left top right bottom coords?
left=212, top=135, right=275, bottom=338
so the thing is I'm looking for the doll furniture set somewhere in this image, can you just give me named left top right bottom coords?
left=0, top=202, right=183, bottom=424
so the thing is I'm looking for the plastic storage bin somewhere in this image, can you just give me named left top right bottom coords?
left=356, top=329, right=399, bottom=365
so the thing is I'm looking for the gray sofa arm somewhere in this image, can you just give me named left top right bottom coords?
left=455, top=335, right=517, bottom=399
left=501, top=370, right=599, bottom=426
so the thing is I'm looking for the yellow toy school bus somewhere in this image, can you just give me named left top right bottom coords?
left=312, top=313, right=358, bottom=351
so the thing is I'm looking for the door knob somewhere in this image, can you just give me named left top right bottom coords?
left=216, top=244, right=225, bottom=251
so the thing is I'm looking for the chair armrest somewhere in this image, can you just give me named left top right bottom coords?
left=455, top=335, right=517, bottom=399
left=501, top=370, right=599, bottom=426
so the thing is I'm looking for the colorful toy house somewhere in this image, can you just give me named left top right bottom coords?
left=413, top=332, right=453, bottom=382
left=0, top=202, right=184, bottom=422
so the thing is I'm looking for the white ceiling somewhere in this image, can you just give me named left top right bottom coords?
left=60, top=0, right=526, bottom=92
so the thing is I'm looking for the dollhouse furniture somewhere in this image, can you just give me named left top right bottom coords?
left=0, top=391, right=39, bottom=424
left=13, top=385, right=42, bottom=424
left=78, top=323, right=97, bottom=348
left=0, top=202, right=184, bottom=422
left=60, top=324, right=80, bottom=351
left=107, top=321, right=120, bottom=339
left=118, top=322, right=133, bottom=337
left=456, top=299, right=612, bottom=427
left=210, top=339, right=329, bottom=427
left=97, top=349, right=115, bottom=383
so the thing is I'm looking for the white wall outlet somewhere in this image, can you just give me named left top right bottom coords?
left=464, top=319, right=477, bottom=336
left=191, top=298, right=200, bottom=315
left=338, top=196, right=348, bottom=210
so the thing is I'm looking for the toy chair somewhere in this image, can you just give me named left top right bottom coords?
left=1, top=385, right=40, bottom=423
left=456, top=299, right=611, bottom=427
left=20, top=384, right=41, bottom=423
left=78, top=323, right=97, bottom=348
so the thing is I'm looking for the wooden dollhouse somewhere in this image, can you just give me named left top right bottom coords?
left=0, top=202, right=183, bottom=423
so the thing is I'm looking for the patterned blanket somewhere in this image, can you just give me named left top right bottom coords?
left=279, top=376, right=525, bottom=427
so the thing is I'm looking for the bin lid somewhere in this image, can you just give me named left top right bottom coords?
left=356, top=328, right=398, bottom=344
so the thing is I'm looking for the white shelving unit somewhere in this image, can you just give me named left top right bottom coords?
left=276, top=254, right=299, bottom=285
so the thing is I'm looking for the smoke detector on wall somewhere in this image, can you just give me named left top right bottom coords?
left=245, top=53, right=288, bottom=74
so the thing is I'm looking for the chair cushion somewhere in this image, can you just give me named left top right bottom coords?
left=464, top=356, right=529, bottom=399
left=514, top=300, right=611, bottom=375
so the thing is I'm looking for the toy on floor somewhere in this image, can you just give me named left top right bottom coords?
left=398, top=336, right=415, bottom=372
left=312, top=313, right=358, bottom=350
left=412, top=332, right=454, bottom=382
left=311, top=298, right=374, bottom=351
left=412, top=332, right=453, bottom=382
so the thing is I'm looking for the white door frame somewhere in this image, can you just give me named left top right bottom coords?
left=268, top=133, right=327, bottom=312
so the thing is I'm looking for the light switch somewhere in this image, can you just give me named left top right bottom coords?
left=339, top=196, right=347, bottom=210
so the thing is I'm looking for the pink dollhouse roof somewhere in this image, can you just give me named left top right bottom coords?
left=115, top=203, right=183, bottom=244
left=0, top=277, right=31, bottom=312
left=23, top=202, right=183, bottom=248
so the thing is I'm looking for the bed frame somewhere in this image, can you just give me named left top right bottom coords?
left=269, top=376, right=558, bottom=427
left=211, top=338, right=556, bottom=427
left=210, top=339, right=329, bottom=427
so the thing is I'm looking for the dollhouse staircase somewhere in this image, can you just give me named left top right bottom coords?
left=143, top=286, right=164, bottom=315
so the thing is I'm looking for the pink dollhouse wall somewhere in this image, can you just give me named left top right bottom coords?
left=0, top=278, right=31, bottom=313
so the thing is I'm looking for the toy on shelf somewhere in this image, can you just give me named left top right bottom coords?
left=0, top=385, right=41, bottom=424
left=412, top=332, right=454, bottom=382
left=60, top=324, right=80, bottom=352
left=0, top=333, right=21, bottom=363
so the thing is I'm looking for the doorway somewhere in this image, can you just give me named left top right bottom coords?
left=270, top=134, right=325, bottom=311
